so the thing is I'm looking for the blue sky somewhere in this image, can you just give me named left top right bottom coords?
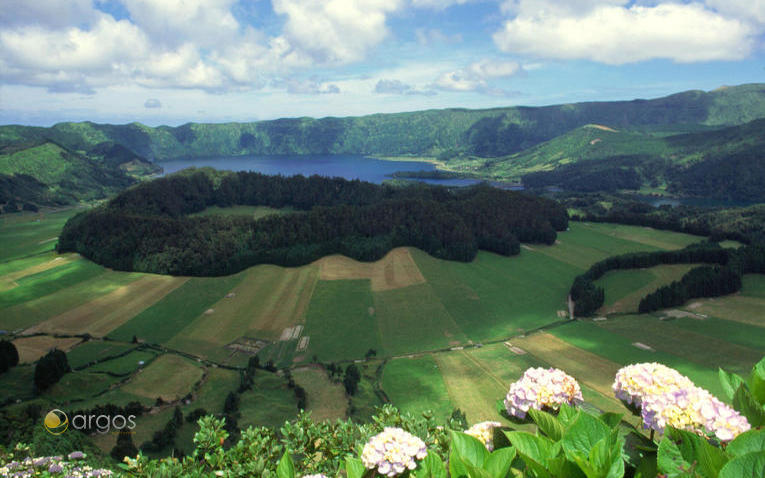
left=1, top=0, right=763, bottom=126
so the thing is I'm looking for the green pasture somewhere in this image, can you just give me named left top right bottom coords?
left=595, top=264, right=696, bottom=314
left=598, top=314, right=763, bottom=376
left=382, top=356, right=453, bottom=420
left=0, top=258, right=105, bottom=309
left=87, top=349, right=159, bottom=375
left=1, top=271, right=143, bottom=331
left=292, top=366, right=347, bottom=422
left=374, top=284, right=466, bottom=356
left=741, top=274, right=765, bottom=298
left=109, top=273, right=245, bottom=344
left=44, top=371, right=125, bottom=403
left=0, top=365, right=35, bottom=403
left=121, top=354, right=204, bottom=402
left=66, top=341, right=138, bottom=369
left=667, top=315, right=765, bottom=352
left=302, top=279, right=380, bottom=362
left=548, top=321, right=725, bottom=398
left=0, top=209, right=80, bottom=262
left=238, top=372, right=299, bottom=429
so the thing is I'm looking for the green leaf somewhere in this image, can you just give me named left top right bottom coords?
left=450, top=450, right=470, bottom=478
left=727, top=429, right=765, bottom=457
left=464, top=463, right=493, bottom=478
left=667, top=428, right=729, bottom=478
left=415, top=451, right=448, bottom=478
left=733, top=383, right=765, bottom=428
left=657, top=437, right=694, bottom=478
left=528, top=408, right=565, bottom=441
left=484, top=447, right=516, bottom=478
left=504, top=431, right=556, bottom=478
left=598, top=413, right=623, bottom=430
left=345, top=456, right=366, bottom=478
left=719, top=368, right=746, bottom=402
left=561, top=412, right=611, bottom=464
left=276, top=452, right=295, bottom=478
left=718, top=451, right=765, bottom=478
left=451, top=431, right=491, bottom=468
left=750, top=357, right=765, bottom=405
left=504, top=431, right=556, bottom=464
left=557, top=404, right=580, bottom=428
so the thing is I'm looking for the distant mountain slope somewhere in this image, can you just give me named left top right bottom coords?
left=1, top=84, right=764, bottom=161
left=0, top=141, right=160, bottom=212
left=517, top=118, right=765, bottom=201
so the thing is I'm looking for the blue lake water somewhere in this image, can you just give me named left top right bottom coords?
left=159, top=154, right=482, bottom=187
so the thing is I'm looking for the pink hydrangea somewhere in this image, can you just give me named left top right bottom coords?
left=504, top=367, right=583, bottom=419
left=361, top=427, right=427, bottom=477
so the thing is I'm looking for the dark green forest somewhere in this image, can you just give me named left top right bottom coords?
left=58, top=170, right=567, bottom=276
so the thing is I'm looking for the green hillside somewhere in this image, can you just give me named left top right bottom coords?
left=0, top=141, right=160, bottom=212
left=2, top=84, right=764, bottom=161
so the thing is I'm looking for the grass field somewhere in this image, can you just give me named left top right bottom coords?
left=595, top=264, right=696, bottom=314
left=109, top=273, right=245, bottom=344
left=548, top=322, right=726, bottom=397
left=238, top=372, right=299, bottom=429
left=87, top=349, right=159, bottom=375
left=12, top=335, right=83, bottom=363
left=316, top=248, right=426, bottom=291
left=0, top=209, right=81, bottom=262
left=66, top=341, right=138, bottom=369
left=29, top=275, right=188, bottom=336
left=167, top=265, right=318, bottom=362
left=121, top=354, right=204, bottom=402
left=302, top=279, right=380, bottom=362
left=382, top=356, right=453, bottom=420
left=292, top=365, right=347, bottom=422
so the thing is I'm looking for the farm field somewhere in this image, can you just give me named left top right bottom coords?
left=595, top=264, right=696, bottom=314
left=2, top=207, right=764, bottom=459
left=292, top=365, right=347, bottom=422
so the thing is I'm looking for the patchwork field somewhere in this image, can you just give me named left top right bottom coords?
left=292, top=365, right=347, bottom=422
left=2, top=208, right=764, bottom=458
left=121, top=354, right=204, bottom=402
left=12, top=335, right=83, bottom=363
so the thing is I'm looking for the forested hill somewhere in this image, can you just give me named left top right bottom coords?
left=58, top=170, right=568, bottom=276
left=2, top=84, right=765, bottom=161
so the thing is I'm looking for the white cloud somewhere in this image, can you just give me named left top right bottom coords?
left=277, top=78, right=341, bottom=95
left=120, top=0, right=240, bottom=48
left=144, top=98, right=162, bottom=108
left=494, top=1, right=756, bottom=64
left=374, top=79, right=436, bottom=95
left=706, top=0, right=765, bottom=25
left=415, top=28, right=462, bottom=46
left=432, top=59, right=523, bottom=94
left=272, top=0, right=404, bottom=64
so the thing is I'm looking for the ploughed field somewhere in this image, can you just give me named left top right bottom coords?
left=1, top=208, right=764, bottom=455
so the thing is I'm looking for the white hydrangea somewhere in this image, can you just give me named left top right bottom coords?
left=361, top=427, right=427, bottom=477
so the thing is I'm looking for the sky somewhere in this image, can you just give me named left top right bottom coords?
left=1, top=0, right=764, bottom=126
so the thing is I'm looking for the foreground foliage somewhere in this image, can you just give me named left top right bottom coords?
left=4, top=356, right=763, bottom=477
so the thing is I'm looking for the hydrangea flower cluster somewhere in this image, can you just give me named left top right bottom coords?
left=361, top=427, right=427, bottom=477
left=613, top=363, right=750, bottom=441
left=465, top=421, right=502, bottom=451
left=504, top=367, right=583, bottom=419
left=301, top=474, right=328, bottom=478
left=0, top=451, right=113, bottom=478
left=641, top=386, right=750, bottom=441
left=613, top=363, right=694, bottom=407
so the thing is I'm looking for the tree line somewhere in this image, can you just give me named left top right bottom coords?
left=58, top=170, right=568, bottom=276
left=570, top=242, right=765, bottom=316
